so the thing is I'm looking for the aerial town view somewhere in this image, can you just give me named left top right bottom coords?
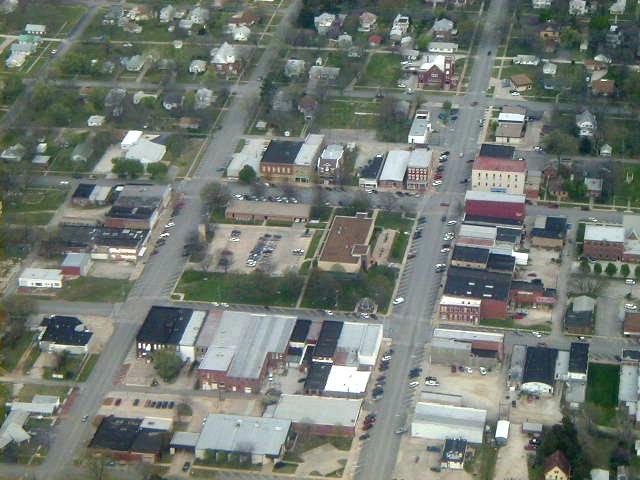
left=0, top=0, right=640, bottom=479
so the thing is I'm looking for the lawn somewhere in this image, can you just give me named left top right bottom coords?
left=43, top=353, right=83, bottom=381
left=0, top=2, right=86, bottom=36
left=16, top=384, right=69, bottom=402
left=57, top=277, right=132, bottom=302
left=290, top=434, right=352, bottom=457
left=465, top=445, right=498, bottom=480
left=360, top=53, right=401, bottom=87
left=0, top=331, right=34, bottom=373
left=2, top=212, right=54, bottom=226
left=4, top=187, right=68, bottom=213
left=305, top=230, right=323, bottom=259
left=176, top=270, right=303, bottom=307
left=499, top=64, right=537, bottom=80
left=480, top=317, right=551, bottom=331
left=77, top=354, right=99, bottom=382
left=586, top=363, right=619, bottom=408
left=314, top=98, right=379, bottom=130
left=375, top=211, right=413, bottom=232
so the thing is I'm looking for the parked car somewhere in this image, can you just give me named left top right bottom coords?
left=359, top=433, right=370, bottom=441
left=426, top=445, right=441, bottom=452
left=393, top=297, right=405, bottom=305
left=182, top=462, right=191, bottom=472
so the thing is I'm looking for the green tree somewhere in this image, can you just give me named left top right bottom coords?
left=151, top=350, right=183, bottom=382
left=201, top=181, right=231, bottom=213
left=635, top=265, right=640, bottom=279
left=416, top=32, right=432, bottom=51
left=560, top=26, right=581, bottom=49
left=442, top=100, right=452, bottom=112
left=544, top=131, right=579, bottom=157
left=605, top=263, right=617, bottom=277
left=589, top=15, right=610, bottom=31
left=621, top=264, right=631, bottom=277
left=238, top=165, right=257, bottom=184
left=112, top=158, right=144, bottom=178
left=0, top=295, right=36, bottom=344
left=579, top=259, right=590, bottom=274
left=593, top=263, right=603, bottom=275
left=146, top=162, right=169, bottom=179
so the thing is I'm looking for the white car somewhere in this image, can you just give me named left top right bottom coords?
left=625, top=304, right=638, bottom=310
left=393, top=297, right=405, bottom=305
left=588, top=217, right=598, bottom=222
left=165, top=222, right=175, bottom=228
left=440, top=247, right=450, bottom=253
left=479, top=367, right=488, bottom=375
left=531, top=331, right=542, bottom=338
left=435, top=263, right=447, bottom=269
left=234, top=194, right=243, bottom=199
left=220, top=302, right=229, bottom=308
left=324, top=310, right=334, bottom=316
left=432, top=180, right=443, bottom=186
left=229, top=237, right=240, bottom=242
left=447, top=220, right=457, bottom=226
left=382, top=355, right=392, bottom=362
left=59, top=180, right=69, bottom=185
left=465, top=367, right=473, bottom=374
left=510, top=90, right=521, bottom=96
left=408, top=381, right=420, bottom=389
left=425, top=379, right=439, bottom=386
left=159, top=232, right=170, bottom=239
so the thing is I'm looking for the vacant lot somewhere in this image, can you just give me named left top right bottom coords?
left=586, top=363, right=619, bottom=408
left=57, top=277, right=132, bottom=302
left=0, top=2, right=86, bottom=35
left=315, top=98, right=379, bottom=130
left=3, top=187, right=68, bottom=226
left=360, top=53, right=401, bottom=87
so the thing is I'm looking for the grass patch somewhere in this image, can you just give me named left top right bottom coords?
left=273, top=462, right=298, bottom=473
left=499, top=64, right=537, bottom=80
left=586, top=363, right=619, bottom=408
left=176, top=270, right=303, bottom=306
left=0, top=331, right=34, bottom=373
left=0, top=2, right=86, bottom=35
left=16, top=384, right=69, bottom=402
left=360, top=54, right=401, bottom=87
left=291, top=434, right=352, bottom=456
left=375, top=211, right=413, bottom=232
left=389, top=231, right=409, bottom=262
left=315, top=98, right=379, bottom=130
left=480, top=318, right=551, bottom=331
left=2, top=212, right=54, bottom=226
left=57, top=277, right=132, bottom=302
left=4, top=187, right=67, bottom=213
left=465, top=444, right=498, bottom=480
left=189, top=468, right=218, bottom=478
left=305, top=231, right=323, bottom=259
left=43, top=353, right=83, bottom=381
left=77, top=354, right=99, bottom=382
left=21, top=346, right=41, bottom=374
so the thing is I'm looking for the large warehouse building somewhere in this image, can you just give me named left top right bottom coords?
left=411, top=402, right=487, bottom=443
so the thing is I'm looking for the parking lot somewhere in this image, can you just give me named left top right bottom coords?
left=394, top=436, right=472, bottom=480
left=206, top=224, right=312, bottom=275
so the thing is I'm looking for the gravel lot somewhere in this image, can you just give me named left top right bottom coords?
left=494, top=423, right=530, bottom=480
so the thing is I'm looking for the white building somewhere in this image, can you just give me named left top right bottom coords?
left=87, top=115, right=105, bottom=127
left=532, top=0, right=552, bottom=8
left=314, top=13, right=336, bottom=34
left=18, top=268, right=62, bottom=289
left=428, top=42, right=459, bottom=54
left=411, top=402, right=487, bottom=443
left=576, top=110, right=596, bottom=137
left=125, top=138, right=167, bottom=164
left=189, top=59, right=207, bottom=74
left=24, top=24, right=46, bottom=35
left=121, top=130, right=143, bottom=149
left=408, top=109, right=432, bottom=144
left=324, top=365, right=370, bottom=397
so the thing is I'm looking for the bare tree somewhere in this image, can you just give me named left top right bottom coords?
left=569, top=275, right=602, bottom=297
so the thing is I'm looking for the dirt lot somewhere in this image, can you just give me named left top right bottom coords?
left=394, top=436, right=472, bottom=480
left=90, top=261, right=136, bottom=279
left=494, top=423, right=530, bottom=480
left=60, top=204, right=109, bottom=224
left=517, top=244, right=561, bottom=289
left=421, top=363, right=506, bottom=421
left=508, top=393, right=562, bottom=426
left=205, top=224, right=311, bottom=275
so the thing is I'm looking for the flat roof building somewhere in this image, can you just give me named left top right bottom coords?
left=379, top=150, right=409, bottom=188
left=521, top=346, right=558, bottom=395
left=89, top=416, right=168, bottom=463
left=324, top=365, right=370, bottom=397
left=39, top=315, right=93, bottom=355
left=479, top=144, right=515, bottom=158
left=408, top=110, right=432, bottom=144
left=359, top=155, right=385, bottom=189
left=18, top=268, right=62, bottom=289
left=225, top=200, right=311, bottom=223
left=271, top=395, right=362, bottom=436
left=318, top=214, right=375, bottom=273
left=106, top=184, right=170, bottom=230
left=411, top=402, right=487, bottom=443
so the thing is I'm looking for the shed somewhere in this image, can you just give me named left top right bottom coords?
left=61, top=252, right=92, bottom=276
left=522, top=422, right=543, bottom=434
left=495, top=420, right=510, bottom=445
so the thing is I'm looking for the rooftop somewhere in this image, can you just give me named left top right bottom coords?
left=136, top=306, right=195, bottom=348
left=380, top=150, right=409, bottom=182
left=624, top=312, right=640, bottom=334
left=584, top=224, right=624, bottom=243
left=40, top=315, right=93, bottom=347
left=272, top=395, right=362, bottom=428
left=473, top=156, right=527, bottom=173
left=522, top=346, right=558, bottom=387
left=225, top=200, right=311, bottom=218
left=20, top=268, right=62, bottom=281
left=305, top=361, right=332, bottom=392
left=89, top=416, right=166, bottom=454
left=443, top=267, right=512, bottom=301
left=532, top=215, right=567, bottom=239
left=407, top=149, right=432, bottom=169
left=290, top=318, right=311, bottom=343
left=324, top=365, right=370, bottom=393
left=433, top=327, right=503, bottom=344
left=261, top=140, right=304, bottom=165
left=59, top=225, right=149, bottom=248
left=487, top=253, right=516, bottom=272
left=465, top=190, right=526, bottom=204
left=360, top=155, right=384, bottom=180
left=413, top=402, right=487, bottom=431
left=295, top=134, right=324, bottom=166
left=569, top=342, right=589, bottom=374
left=314, top=320, right=343, bottom=358
left=319, top=215, right=374, bottom=265
left=409, top=110, right=431, bottom=137
left=451, top=245, right=490, bottom=264
left=196, top=414, right=290, bottom=457
left=495, top=123, right=524, bottom=139
left=479, top=144, right=515, bottom=159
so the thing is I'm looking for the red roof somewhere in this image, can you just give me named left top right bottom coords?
left=544, top=450, right=571, bottom=477
left=473, top=156, right=527, bottom=173
left=368, top=34, right=383, bottom=43
left=471, top=340, right=501, bottom=352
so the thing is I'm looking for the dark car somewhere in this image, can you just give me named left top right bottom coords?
left=426, top=445, right=441, bottom=452
left=430, top=466, right=442, bottom=473
left=442, top=151, right=450, bottom=156
left=133, top=398, right=140, bottom=406
left=182, top=462, right=191, bottom=472
left=377, top=375, right=386, bottom=382
left=441, top=215, right=446, bottom=222
left=298, top=377, right=307, bottom=383
left=359, top=433, right=370, bottom=441
left=450, top=365, right=457, bottom=373
left=362, top=423, right=374, bottom=430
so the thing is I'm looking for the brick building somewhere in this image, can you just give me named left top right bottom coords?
left=471, top=156, right=527, bottom=194
left=464, top=190, right=526, bottom=222
left=416, top=55, right=458, bottom=89
left=583, top=224, right=625, bottom=260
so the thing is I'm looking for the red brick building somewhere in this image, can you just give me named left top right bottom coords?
left=464, top=190, right=526, bottom=222
left=417, top=55, right=458, bottom=90
left=439, top=296, right=481, bottom=324
left=583, top=224, right=625, bottom=260
left=406, top=149, right=433, bottom=191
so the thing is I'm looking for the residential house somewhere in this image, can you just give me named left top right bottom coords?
left=539, top=22, right=561, bottom=42
left=159, top=5, right=175, bottom=23
left=0, top=143, right=25, bottom=161
left=162, top=92, right=184, bottom=110
left=314, top=13, right=336, bottom=35
left=18, top=268, right=63, bottom=289
left=532, top=0, right=552, bottom=7
left=189, top=6, right=210, bottom=24
left=271, top=89, right=294, bottom=112
left=358, top=11, right=377, bottom=32
left=71, top=142, right=93, bottom=163
left=544, top=451, right=571, bottom=480
left=569, top=0, right=588, bottom=14
left=514, top=55, right=540, bottom=66
left=231, top=25, right=251, bottom=42
left=210, top=42, right=239, bottom=74
left=416, top=54, right=458, bottom=90
left=125, top=55, right=145, bottom=72
left=510, top=73, right=533, bottom=92
left=564, top=295, right=596, bottom=335
left=24, top=24, right=46, bottom=35
left=600, top=143, right=612, bottom=157
left=390, top=14, right=410, bottom=42
left=606, top=25, right=623, bottom=48
left=317, top=144, right=344, bottom=182
left=103, top=5, right=124, bottom=25
left=576, top=110, right=596, bottom=137
left=432, top=18, right=456, bottom=40
left=87, top=115, right=105, bottom=127
left=284, top=59, right=306, bottom=78
left=428, top=42, right=459, bottom=54
left=585, top=177, right=603, bottom=198
left=298, top=94, right=317, bottom=119
left=543, top=61, right=557, bottom=76
left=195, top=88, right=214, bottom=110
left=189, top=59, right=207, bottom=74
left=592, top=78, right=615, bottom=96
left=228, top=11, right=258, bottom=27
left=38, top=315, right=93, bottom=355
left=610, top=0, right=626, bottom=14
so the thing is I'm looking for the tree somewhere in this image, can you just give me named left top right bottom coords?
left=442, top=100, right=452, bottom=113
left=570, top=276, right=602, bottom=297
left=593, top=262, right=603, bottom=275
left=621, top=264, right=630, bottom=277
left=579, top=259, right=590, bottom=274
left=201, top=181, right=231, bottom=213
left=560, top=26, right=581, bottom=49
left=151, top=350, right=183, bottom=382
left=416, top=32, right=432, bottom=51
left=0, top=295, right=36, bottom=345
left=544, top=131, right=579, bottom=158
left=218, top=249, right=234, bottom=273
left=579, top=137, right=592, bottom=154
left=112, top=158, right=144, bottom=179
left=635, top=265, right=640, bottom=279
left=238, top=165, right=257, bottom=184
left=260, top=73, right=277, bottom=107
left=146, top=162, right=168, bottom=179
left=605, top=262, right=617, bottom=277
left=350, top=191, right=370, bottom=212
left=535, top=417, right=591, bottom=480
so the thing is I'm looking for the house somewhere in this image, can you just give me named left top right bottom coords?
left=195, top=414, right=291, bottom=464
left=5, top=51, right=28, bottom=68
left=359, top=155, right=384, bottom=189
left=543, top=62, right=557, bottom=76
left=271, top=89, right=294, bottom=112
left=178, top=18, right=193, bottom=30
left=87, top=115, right=105, bottom=127
left=532, top=215, right=567, bottom=248
left=521, top=346, right=558, bottom=394
left=136, top=306, right=206, bottom=361
left=583, top=224, right=624, bottom=260
left=514, top=55, right=540, bottom=66
left=432, top=18, right=456, bottom=40
left=472, top=156, right=527, bottom=194
left=510, top=74, right=533, bottom=91
left=71, top=142, right=93, bottom=163
left=495, top=109, right=526, bottom=143
left=606, top=25, right=623, bottom=48
left=416, top=54, right=458, bottom=90
left=576, top=110, right=596, bottom=137
left=260, top=135, right=323, bottom=183
left=38, top=315, right=93, bottom=354
left=298, top=94, right=317, bottom=119
left=569, top=0, right=588, bottom=14
left=228, top=11, right=258, bottom=27
left=103, top=5, right=124, bottom=25
left=408, top=109, right=432, bottom=144
left=0, top=143, right=25, bottom=161
left=406, top=149, right=433, bottom=191
left=189, top=59, right=207, bottom=74
left=428, top=42, right=459, bottom=54
left=231, top=25, right=251, bottom=41
left=125, top=139, right=167, bottom=164
left=284, top=59, right=306, bottom=78
left=539, top=22, right=561, bottom=42
left=210, top=42, right=239, bottom=74
left=24, top=24, right=46, bottom=35
left=189, top=6, right=210, bottom=24
left=314, top=13, right=336, bottom=35
left=163, top=92, right=184, bottom=110
left=61, top=252, right=92, bottom=276
left=532, top=0, right=552, bottom=7
left=585, top=177, right=603, bottom=198
left=390, top=14, right=410, bottom=42
left=317, top=144, right=344, bottom=181
left=544, top=451, right=571, bottom=480
left=441, top=438, right=467, bottom=470
left=610, top=0, right=626, bottom=14
left=71, top=184, right=111, bottom=207
left=198, top=311, right=295, bottom=393
left=379, top=150, right=409, bottom=188
left=177, top=117, right=200, bottom=130
left=318, top=214, right=375, bottom=273
left=464, top=190, right=526, bottom=222
left=368, top=34, right=383, bottom=47
left=411, top=403, right=487, bottom=443
left=159, top=5, right=175, bottom=23
left=600, top=143, right=612, bottom=157
left=104, top=87, right=126, bottom=116
left=194, top=88, right=214, bottom=110
left=358, top=11, right=377, bottom=32
left=592, top=78, right=615, bottom=96
left=125, top=55, right=145, bottom=72
left=18, top=268, right=62, bottom=289
left=564, top=295, right=596, bottom=335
